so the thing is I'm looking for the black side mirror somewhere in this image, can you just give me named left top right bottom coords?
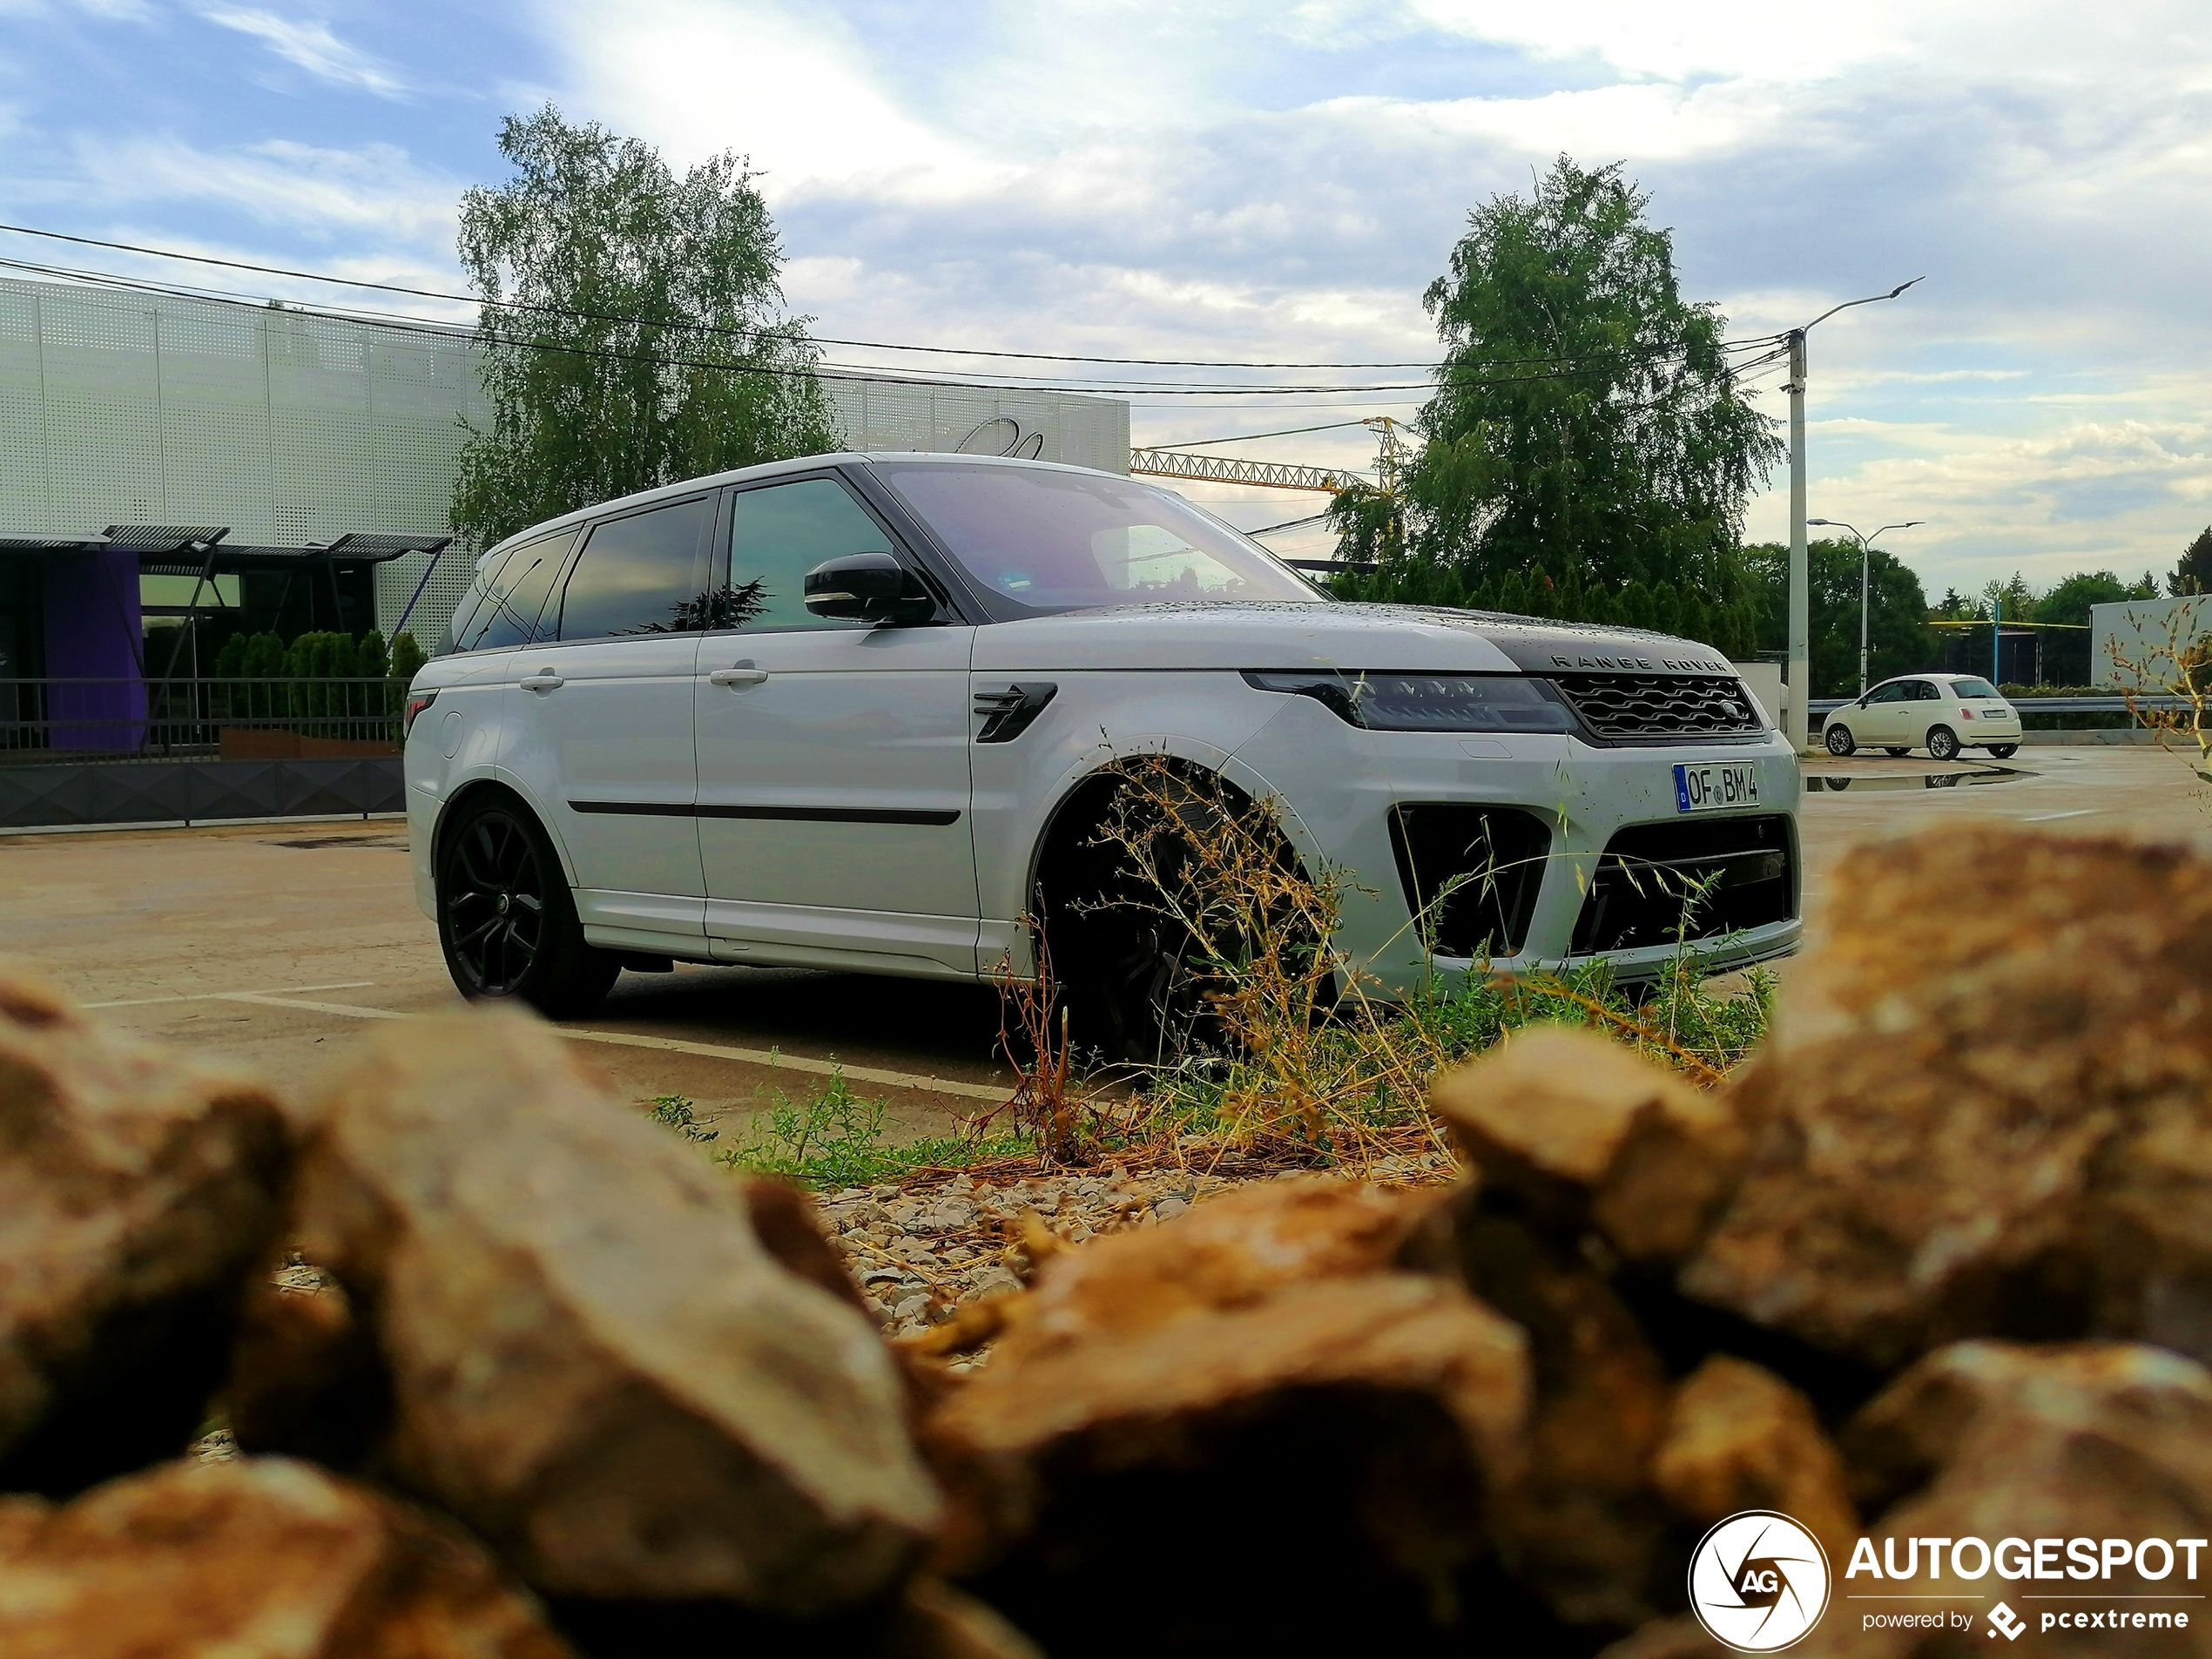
left=804, top=551, right=934, bottom=624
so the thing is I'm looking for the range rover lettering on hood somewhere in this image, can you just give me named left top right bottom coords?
left=1547, top=651, right=1733, bottom=675
left=1435, top=618, right=1737, bottom=677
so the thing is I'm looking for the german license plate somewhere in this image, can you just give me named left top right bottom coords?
left=1674, top=762, right=1760, bottom=813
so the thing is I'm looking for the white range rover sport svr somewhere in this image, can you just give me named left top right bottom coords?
left=403, top=453, right=1803, bottom=1054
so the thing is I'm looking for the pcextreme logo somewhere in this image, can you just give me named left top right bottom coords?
left=1688, top=1511, right=1832, bottom=1652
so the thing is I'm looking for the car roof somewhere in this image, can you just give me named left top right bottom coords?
left=473, top=451, right=1134, bottom=565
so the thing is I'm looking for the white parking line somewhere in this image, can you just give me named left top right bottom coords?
left=193, top=991, right=1010, bottom=1103
left=86, top=981, right=378, bottom=1009
left=2016, top=808, right=2101, bottom=823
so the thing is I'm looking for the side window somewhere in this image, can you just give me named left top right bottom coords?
left=556, top=496, right=713, bottom=641
left=714, top=476, right=897, bottom=632
left=455, top=529, right=577, bottom=653
left=1912, top=680, right=1942, bottom=701
left=436, top=543, right=518, bottom=656
left=1869, top=683, right=1908, bottom=704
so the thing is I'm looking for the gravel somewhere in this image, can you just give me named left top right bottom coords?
left=818, top=1150, right=1457, bottom=1347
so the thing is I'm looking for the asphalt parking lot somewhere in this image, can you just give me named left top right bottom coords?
left=3, top=744, right=2204, bottom=1136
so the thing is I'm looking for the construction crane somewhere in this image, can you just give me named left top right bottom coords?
left=1129, top=416, right=1412, bottom=496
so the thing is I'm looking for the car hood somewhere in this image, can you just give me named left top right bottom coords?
left=968, top=601, right=1740, bottom=677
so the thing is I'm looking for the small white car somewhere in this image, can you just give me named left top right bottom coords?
left=402, top=453, right=1803, bottom=1051
left=1821, top=674, right=2022, bottom=761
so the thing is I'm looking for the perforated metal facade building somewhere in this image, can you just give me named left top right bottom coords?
left=0, top=274, right=1129, bottom=649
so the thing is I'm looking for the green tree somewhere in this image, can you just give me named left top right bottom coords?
left=2033, top=570, right=2134, bottom=685
left=1743, top=539, right=1932, bottom=697
left=451, top=105, right=840, bottom=550
left=1382, top=157, right=1779, bottom=598
left=390, top=632, right=428, bottom=685
left=2172, top=526, right=2212, bottom=596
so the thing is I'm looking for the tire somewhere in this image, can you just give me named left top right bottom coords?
left=1044, top=769, right=1313, bottom=1067
left=435, top=794, right=618, bottom=1019
left=1926, top=725, right=1961, bottom=762
left=1987, top=744, right=2018, bottom=759
left=1824, top=724, right=1857, bottom=757
left=1884, top=746, right=1910, bottom=758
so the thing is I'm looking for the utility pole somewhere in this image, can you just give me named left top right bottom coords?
left=1809, top=517, right=1924, bottom=694
left=1786, top=334, right=1809, bottom=752
left=1781, top=278, right=1924, bottom=753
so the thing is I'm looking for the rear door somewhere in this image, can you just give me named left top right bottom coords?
left=691, top=471, right=979, bottom=977
left=499, top=494, right=715, bottom=945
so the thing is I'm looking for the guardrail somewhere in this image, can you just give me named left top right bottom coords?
left=0, top=678, right=411, bottom=764
left=1805, top=695, right=2194, bottom=717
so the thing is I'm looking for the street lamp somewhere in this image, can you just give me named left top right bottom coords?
left=1783, top=277, right=1923, bottom=752
left=1808, top=517, right=1925, bottom=695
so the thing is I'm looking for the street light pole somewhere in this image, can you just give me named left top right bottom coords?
left=1782, top=278, right=1923, bottom=752
left=1808, top=517, right=1925, bottom=695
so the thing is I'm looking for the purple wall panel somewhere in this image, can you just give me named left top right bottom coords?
left=42, top=549, right=145, bottom=750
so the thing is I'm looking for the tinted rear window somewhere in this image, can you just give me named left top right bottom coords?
left=556, top=496, right=713, bottom=640
left=1950, top=678, right=2000, bottom=698
left=444, top=529, right=580, bottom=654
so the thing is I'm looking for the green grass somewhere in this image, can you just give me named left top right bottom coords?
left=642, top=956, right=1776, bottom=1186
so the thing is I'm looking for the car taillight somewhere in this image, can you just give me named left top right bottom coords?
left=1960, top=707, right=1974, bottom=719
left=403, top=691, right=438, bottom=738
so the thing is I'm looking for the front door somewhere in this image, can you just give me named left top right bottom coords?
left=500, top=493, right=715, bottom=945
left=692, top=473, right=979, bottom=978
left=1858, top=680, right=1912, bottom=744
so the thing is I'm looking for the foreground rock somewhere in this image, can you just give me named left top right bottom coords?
left=0, top=1456, right=570, bottom=1656
left=929, top=1273, right=1529, bottom=1656
left=1651, top=1356, right=1857, bottom=1566
left=1804, top=1341, right=2212, bottom=1656
left=990, top=1174, right=1432, bottom=1366
left=234, top=1012, right=939, bottom=1622
left=0, top=959, right=288, bottom=1495
left=1683, top=829, right=2212, bottom=1372
left=1404, top=1187, right=1679, bottom=1633
left=1430, top=1024, right=1746, bottom=1264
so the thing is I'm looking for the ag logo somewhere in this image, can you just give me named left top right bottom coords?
left=1687, top=1510, right=1831, bottom=1652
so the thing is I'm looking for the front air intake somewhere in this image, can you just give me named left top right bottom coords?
left=1569, top=814, right=1795, bottom=954
left=1388, top=805, right=1552, bottom=960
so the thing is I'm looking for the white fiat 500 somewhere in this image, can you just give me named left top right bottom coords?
left=1821, top=674, right=2023, bottom=761
left=402, top=454, right=1803, bottom=1053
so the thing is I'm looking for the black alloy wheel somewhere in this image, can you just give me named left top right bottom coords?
left=436, top=797, right=617, bottom=1016
left=1824, top=724, right=1857, bottom=757
left=1926, top=725, right=1961, bottom=761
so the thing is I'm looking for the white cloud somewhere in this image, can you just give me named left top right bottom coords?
left=199, top=7, right=409, bottom=98
left=71, top=134, right=456, bottom=246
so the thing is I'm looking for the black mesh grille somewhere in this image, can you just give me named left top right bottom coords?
left=1550, top=674, right=1764, bottom=740
left=1570, top=814, right=1795, bottom=955
left=1388, top=806, right=1551, bottom=959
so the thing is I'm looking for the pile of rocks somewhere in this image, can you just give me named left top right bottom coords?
left=3, top=821, right=2212, bottom=1659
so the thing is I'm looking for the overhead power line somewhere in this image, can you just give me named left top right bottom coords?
left=0, top=219, right=1784, bottom=377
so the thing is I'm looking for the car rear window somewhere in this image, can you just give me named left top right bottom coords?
left=1950, top=678, right=2000, bottom=698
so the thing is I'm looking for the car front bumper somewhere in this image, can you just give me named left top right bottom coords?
left=1228, top=696, right=1804, bottom=998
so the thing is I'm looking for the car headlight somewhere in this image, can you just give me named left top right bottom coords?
left=1243, top=671, right=1579, bottom=734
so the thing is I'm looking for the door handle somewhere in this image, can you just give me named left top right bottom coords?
left=519, top=671, right=563, bottom=691
left=709, top=666, right=768, bottom=686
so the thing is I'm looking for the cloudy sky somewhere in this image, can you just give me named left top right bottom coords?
left=2, top=0, right=2207, bottom=596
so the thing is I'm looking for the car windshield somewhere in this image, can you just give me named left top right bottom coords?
left=873, top=461, right=1324, bottom=618
left=1951, top=678, right=2000, bottom=698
